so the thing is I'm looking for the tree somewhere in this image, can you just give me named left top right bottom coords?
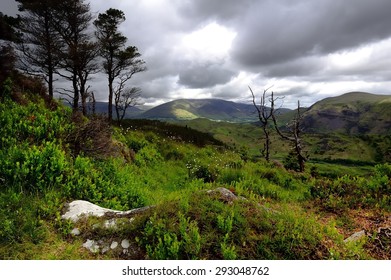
left=0, top=45, right=15, bottom=85
left=249, top=86, right=277, bottom=162
left=114, top=85, right=141, bottom=125
left=16, top=0, right=62, bottom=97
left=0, top=12, right=19, bottom=86
left=94, top=8, right=146, bottom=122
left=0, top=12, right=21, bottom=42
left=52, top=0, right=98, bottom=114
left=272, top=100, right=307, bottom=172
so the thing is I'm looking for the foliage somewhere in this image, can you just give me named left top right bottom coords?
left=1, top=91, right=390, bottom=260
left=310, top=164, right=391, bottom=212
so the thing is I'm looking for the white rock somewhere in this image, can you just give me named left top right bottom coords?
left=104, top=219, right=118, bottom=229
left=121, top=239, right=130, bottom=249
left=344, top=230, right=366, bottom=243
left=61, top=200, right=153, bottom=222
left=83, top=239, right=100, bottom=253
left=70, top=228, right=81, bottom=236
left=110, top=241, right=119, bottom=250
left=101, top=245, right=110, bottom=254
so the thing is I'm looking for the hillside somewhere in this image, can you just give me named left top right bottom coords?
left=301, top=92, right=391, bottom=134
left=1, top=88, right=391, bottom=260
left=140, top=98, right=291, bottom=122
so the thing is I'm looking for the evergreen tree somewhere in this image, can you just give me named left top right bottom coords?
left=16, top=0, right=61, bottom=97
left=52, top=0, right=98, bottom=113
left=94, top=8, right=146, bottom=122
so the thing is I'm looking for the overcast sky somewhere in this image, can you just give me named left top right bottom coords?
left=2, top=0, right=391, bottom=108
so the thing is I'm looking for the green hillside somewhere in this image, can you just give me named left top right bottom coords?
left=302, top=92, right=391, bottom=134
left=1, top=88, right=390, bottom=260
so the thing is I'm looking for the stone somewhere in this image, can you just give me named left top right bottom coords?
left=110, top=241, right=119, bottom=250
left=104, top=219, right=118, bottom=229
left=344, top=230, right=366, bottom=243
left=70, top=228, right=81, bottom=236
left=207, top=187, right=240, bottom=203
left=61, top=200, right=153, bottom=222
left=83, top=239, right=100, bottom=253
left=121, top=239, right=130, bottom=249
left=101, top=245, right=110, bottom=254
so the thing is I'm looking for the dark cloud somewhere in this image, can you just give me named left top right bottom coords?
left=178, top=61, right=236, bottom=88
left=178, top=0, right=256, bottom=24
left=0, top=1, right=18, bottom=16
left=232, top=0, right=391, bottom=68
left=3, top=0, right=391, bottom=108
left=261, top=56, right=326, bottom=78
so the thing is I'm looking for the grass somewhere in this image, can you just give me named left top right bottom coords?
left=0, top=89, right=390, bottom=260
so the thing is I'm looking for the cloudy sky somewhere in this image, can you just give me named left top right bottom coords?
left=2, top=0, right=391, bottom=108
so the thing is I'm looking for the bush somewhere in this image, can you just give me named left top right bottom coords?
left=134, top=145, right=163, bottom=167
left=140, top=212, right=202, bottom=260
left=66, top=113, right=113, bottom=158
left=0, top=191, right=46, bottom=245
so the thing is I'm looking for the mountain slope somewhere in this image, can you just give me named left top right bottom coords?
left=140, top=98, right=291, bottom=122
left=302, top=92, right=391, bottom=134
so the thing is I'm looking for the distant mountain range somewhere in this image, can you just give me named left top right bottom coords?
left=138, top=99, right=291, bottom=122
left=74, top=91, right=391, bottom=134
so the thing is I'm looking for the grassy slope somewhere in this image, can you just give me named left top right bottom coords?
left=176, top=118, right=386, bottom=177
left=1, top=92, right=390, bottom=260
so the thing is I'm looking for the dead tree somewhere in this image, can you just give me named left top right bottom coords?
left=249, top=86, right=279, bottom=162
left=114, top=81, right=141, bottom=126
left=272, top=100, right=307, bottom=172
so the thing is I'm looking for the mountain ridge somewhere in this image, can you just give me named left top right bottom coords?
left=139, top=98, right=291, bottom=122
left=73, top=92, right=391, bottom=134
left=302, top=91, right=391, bottom=134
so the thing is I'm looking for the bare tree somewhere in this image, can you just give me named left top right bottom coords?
left=115, top=86, right=141, bottom=126
left=249, top=86, right=276, bottom=161
left=272, top=100, right=307, bottom=172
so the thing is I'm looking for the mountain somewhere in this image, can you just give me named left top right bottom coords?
left=63, top=101, right=145, bottom=118
left=301, top=92, right=391, bottom=134
left=139, top=98, right=291, bottom=122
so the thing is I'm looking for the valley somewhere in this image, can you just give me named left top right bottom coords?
left=1, top=89, right=390, bottom=260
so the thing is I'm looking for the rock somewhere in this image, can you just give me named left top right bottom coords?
left=101, top=245, right=110, bottom=254
left=207, top=187, right=241, bottom=203
left=83, top=239, right=100, bottom=253
left=70, top=228, right=81, bottom=236
left=344, top=230, right=366, bottom=243
left=110, top=241, right=118, bottom=250
left=104, top=219, right=118, bottom=229
left=121, top=239, right=130, bottom=249
left=61, top=200, right=153, bottom=222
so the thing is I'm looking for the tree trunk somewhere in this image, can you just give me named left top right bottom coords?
left=108, top=77, right=114, bottom=122
left=72, top=74, right=79, bottom=111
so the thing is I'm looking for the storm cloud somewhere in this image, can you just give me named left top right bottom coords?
left=2, top=0, right=391, bottom=108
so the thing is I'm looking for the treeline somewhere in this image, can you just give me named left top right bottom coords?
left=0, top=0, right=146, bottom=123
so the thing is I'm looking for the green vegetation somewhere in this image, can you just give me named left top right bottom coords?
left=0, top=86, right=390, bottom=260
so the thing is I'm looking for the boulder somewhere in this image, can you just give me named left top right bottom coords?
left=207, top=187, right=242, bottom=203
left=61, top=200, right=153, bottom=222
left=344, top=230, right=366, bottom=243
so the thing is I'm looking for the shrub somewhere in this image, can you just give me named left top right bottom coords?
left=0, top=191, right=46, bottom=245
left=66, top=113, right=113, bottom=158
left=0, top=141, right=68, bottom=193
left=134, top=145, right=163, bottom=167
left=140, top=212, right=202, bottom=260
